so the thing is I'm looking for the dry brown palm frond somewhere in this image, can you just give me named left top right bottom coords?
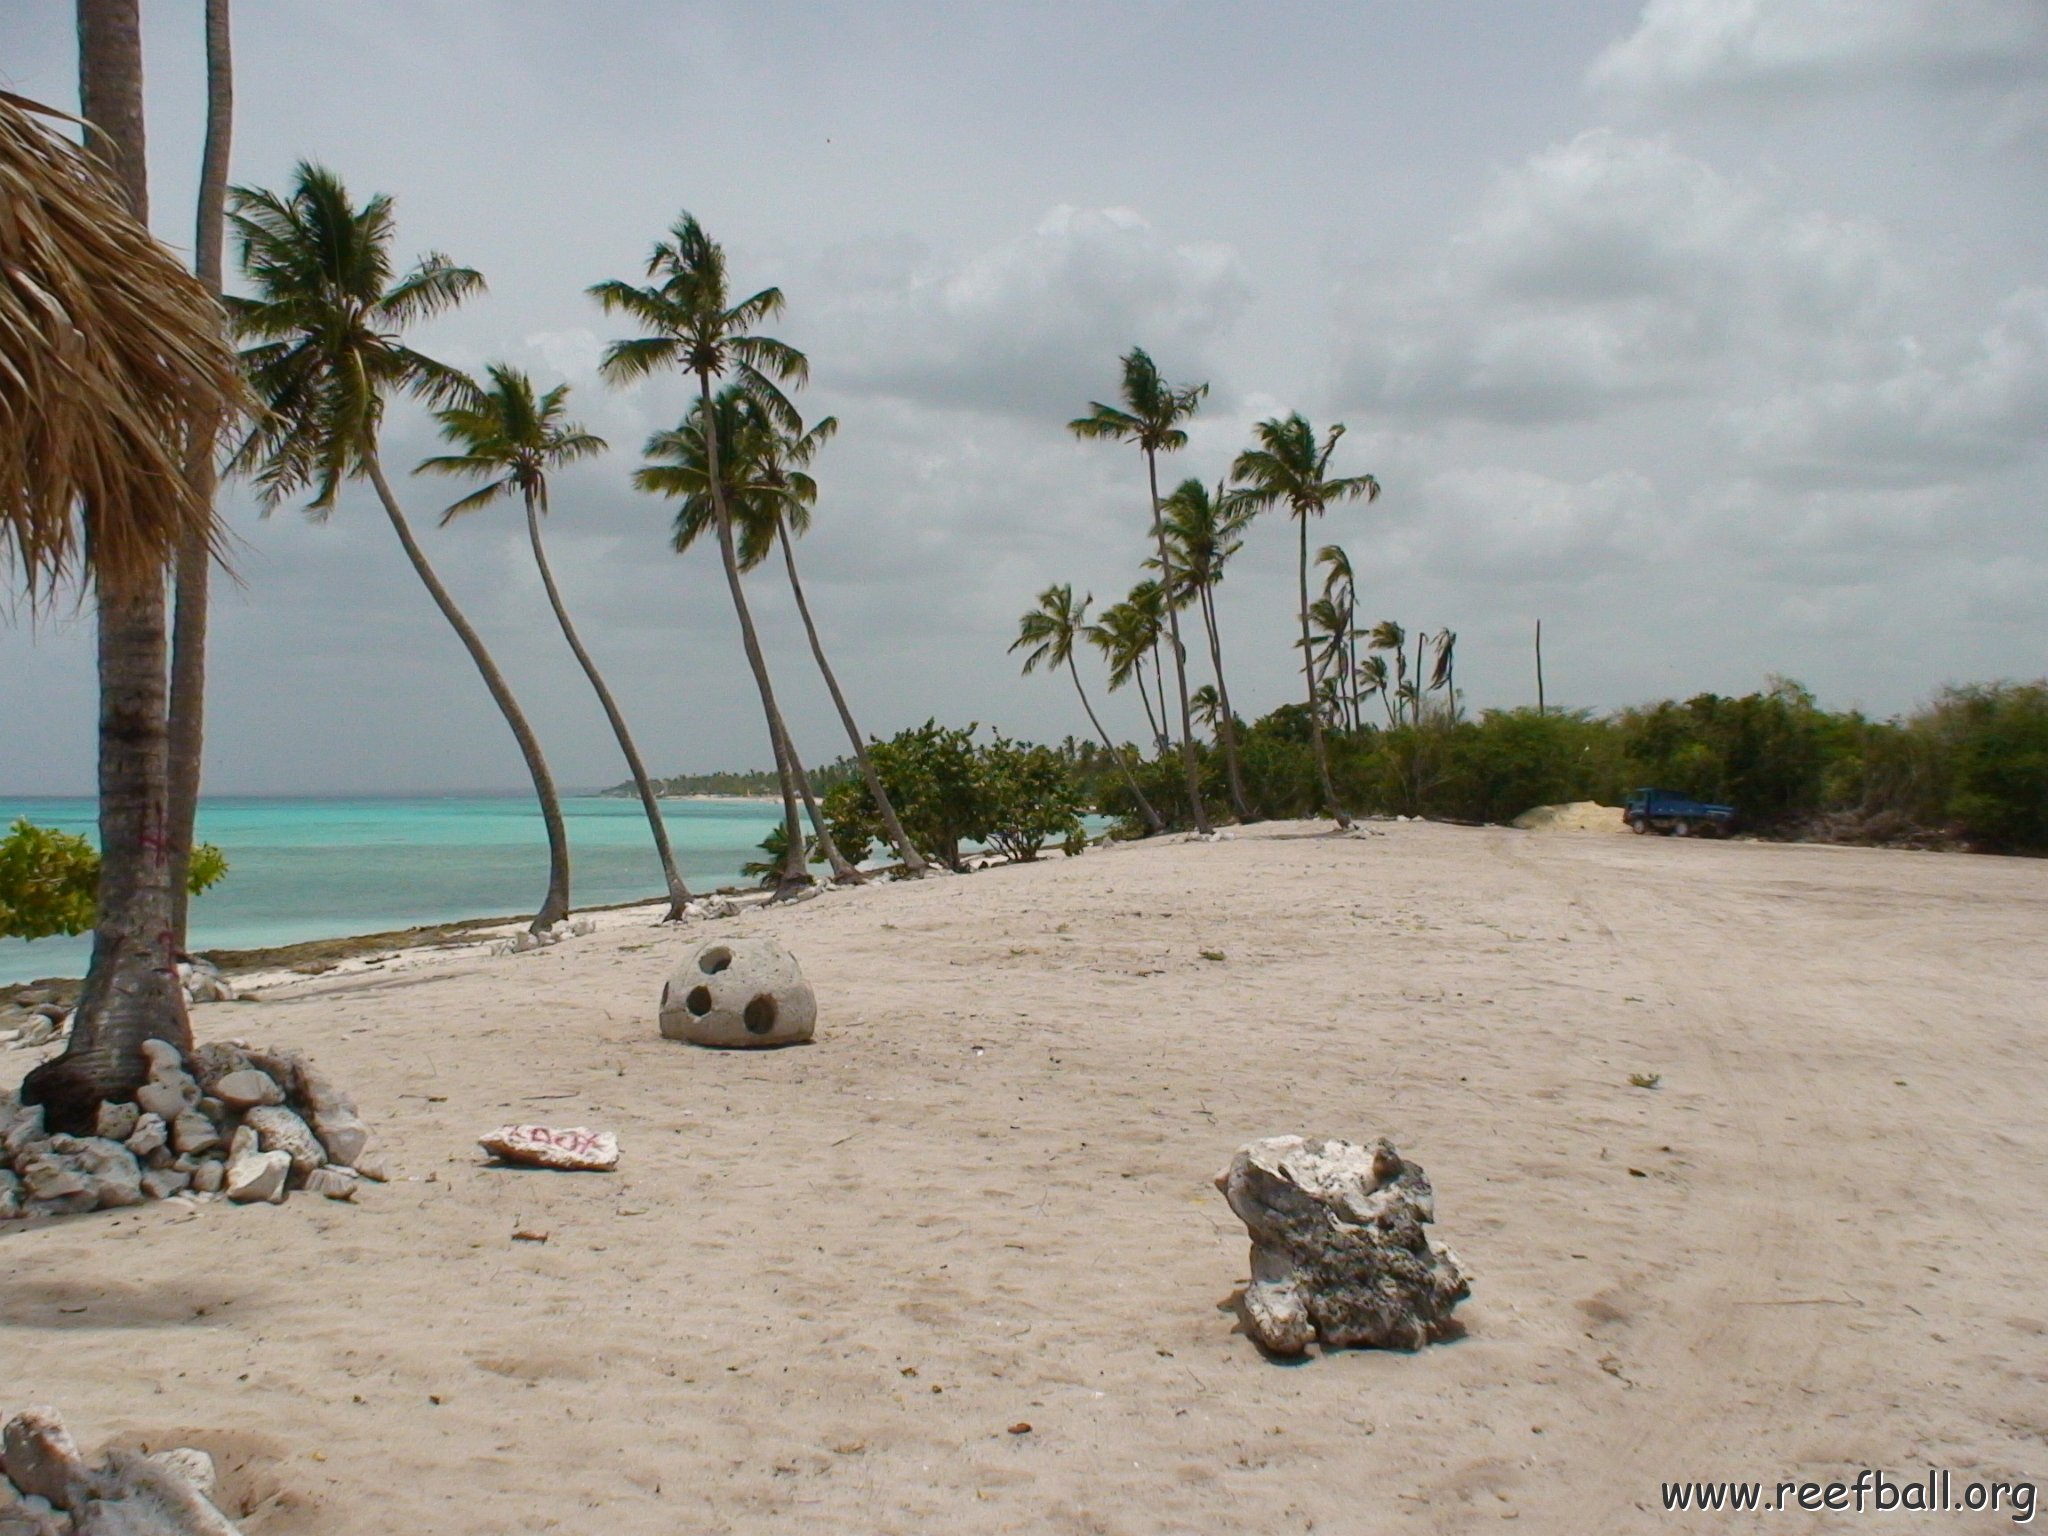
left=0, top=89, right=245, bottom=599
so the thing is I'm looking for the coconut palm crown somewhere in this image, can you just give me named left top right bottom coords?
left=1067, top=347, right=1208, bottom=457
left=589, top=213, right=805, bottom=426
left=636, top=386, right=833, bottom=570
left=225, top=162, right=482, bottom=511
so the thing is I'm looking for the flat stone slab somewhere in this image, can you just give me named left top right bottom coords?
left=478, top=1125, right=619, bottom=1172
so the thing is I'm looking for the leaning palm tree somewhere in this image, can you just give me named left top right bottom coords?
left=227, top=164, right=572, bottom=933
left=2, top=69, right=243, bottom=1129
left=1230, top=414, right=1381, bottom=827
left=591, top=212, right=816, bottom=897
left=1317, top=544, right=1363, bottom=731
left=633, top=389, right=864, bottom=884
left=1090, top=592, right=1166, bottom=754
left=1369, top=619, right=1409, bottom=725
left=1431, top=628, right=1459, bottom=720
left=418, top=364, right=693, bottom=919
left=1306, top=595, right=1356, bottom=719
left=1159, top=477, right=1255, bottom=821
left=756, top=424, right=930, bottom=875
left=1357, top=652, right=1395, bottom=728
left=704, top=396, right=929, bottom=876
left=1011, top=584, right=1164, bottom=835
left=166, top=0, right=232, bottom=946
left=1069, top=348, right=1212, bottom=833
left=1126, top=578, right=1179, bottom=751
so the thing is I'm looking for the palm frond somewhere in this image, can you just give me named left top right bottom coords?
left=0, top=91, right=246, bottom=594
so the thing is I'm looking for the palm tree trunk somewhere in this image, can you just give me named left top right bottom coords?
left=1132, top=655, right=1164, bottom=754
left=775, top=712, right=863, bottom=882
left=1144, top=449, right=1211, bottom=833
left=364, top=452, right=570, bottom=932
left=1345, top=615, right=1361, bottom=733
left=166, top=0, right=231, bottom=948
left=1068, top=655, right=1163, bottom=834
left=524, top=489, right=691, bottom=918
left=1147, top=639, right=1171, bottom=755
left=1200, top=584, right=1253, bottom=822
left=695, top=372, right=809, bottom=897
left=1298, top=515, right=1349, bottom=828
left=1414, top=631, right=1428, bottom=724
left=26, top=0, right=190, bottom=1133
left=775, top=524, right=928, bottom=874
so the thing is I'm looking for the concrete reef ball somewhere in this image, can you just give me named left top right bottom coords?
left=659, top=936, right=816, bottom=1048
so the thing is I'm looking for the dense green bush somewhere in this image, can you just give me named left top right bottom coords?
left=979, top=735, right=1087, bottom=862
left=0, top=819, right=229, bottom=941
left=1925, top=683, right=2048, bottom=852
left=825, top=721, right=1089, bottom=871
left=1066, top=676, right=2048, bottom=855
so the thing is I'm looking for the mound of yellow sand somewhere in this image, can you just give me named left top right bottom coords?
left=1512, top=800, right=1627, bottom=833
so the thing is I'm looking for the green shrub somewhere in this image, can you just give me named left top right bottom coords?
left=980, top=735, right=1085, bottom=862
left=0, top=819, right=229, bottom=942
left=1926, top=682, right=2048, bottom=852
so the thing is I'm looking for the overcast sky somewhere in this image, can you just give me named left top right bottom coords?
left=3, top=1, right=2044, bottom=794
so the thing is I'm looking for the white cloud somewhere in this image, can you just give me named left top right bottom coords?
left=1726, top=286, right=2048, bottom=482
left=803, top=206, right=1251, bottom=420
left=1590, top=0, right=2048, bottom=105
left=1338, top=130, right=1899, bottom=424
left=1392, top=467, right=1662, bottom=585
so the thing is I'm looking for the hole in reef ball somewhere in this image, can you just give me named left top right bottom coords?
left=698, top=946, right=733, bottom=975
left=743, top=994, right=778, bottom=1034
left=685, top=985, right=713, bottom=1016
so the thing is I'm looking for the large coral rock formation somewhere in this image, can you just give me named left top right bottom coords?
left=1215, top=1136, right=1471, bottom=1355
left=1, top=1406, right=240, bottom=1535
left=658, top=937, right=816, bottom=1048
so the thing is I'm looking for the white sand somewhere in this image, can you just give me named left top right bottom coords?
left=1511, top=801, right=1627, bottom=833
left=5, top=820, right=2044, bottom=1533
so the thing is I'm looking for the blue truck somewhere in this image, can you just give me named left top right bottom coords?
left=1623, top=787, right=1736, bottom=837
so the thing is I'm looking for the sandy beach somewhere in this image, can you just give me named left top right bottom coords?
left=4, top=819, right=2044, bottom=1534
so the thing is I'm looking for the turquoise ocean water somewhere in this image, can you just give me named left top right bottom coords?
left=0, top=795, right=787, bottom=986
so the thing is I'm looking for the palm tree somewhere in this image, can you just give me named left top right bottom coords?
left=1357, top=653, right=1394, bottom=728
left=1306, top=596, right=1356, bottom=720
left=4, top=43, right=242, bottom=1129
left=1190, top=683, right=1224, bottom=736
left=591, top=213, right=817, bottom=898
left=418, top=364, right=694, bottom=918
left=226, top=163, right=571, bottom=933
left=1089, top=592, right=1165, bottom=754
left=1230, top=414, right=1381, bottom=827
left=1369, top=620, right=1409, bottom=725
left=1432, top=629, right=1459, bottom=720
left=733, top=400, right=930, bottom=876
left=1070, top=348, right=1212, bottom=833
left=166, top=0, right=231, bottom=946
left=633, top=389, right=864, bottom=884
left=1127, top=578, right=1178, bottom=752
left=1317, top=544, right=1363, bottom=731
left=1011, top=585, right=1164, bottom=835
left=1159, top=477, right=1255, bottom=821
